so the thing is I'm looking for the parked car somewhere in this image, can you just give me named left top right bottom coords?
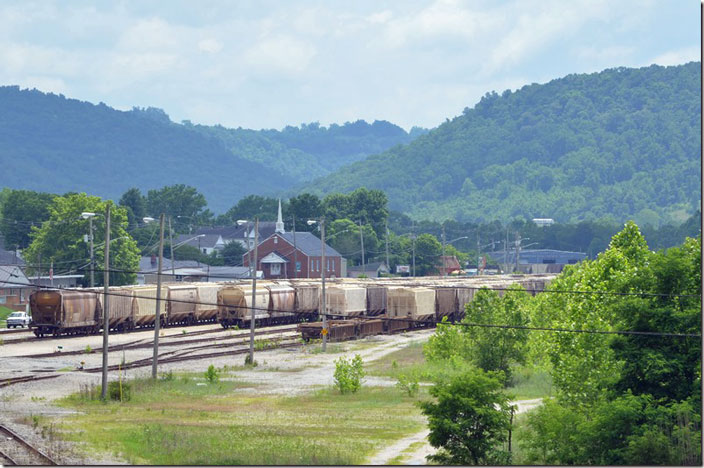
left=6, top=311, right=31, bottom=328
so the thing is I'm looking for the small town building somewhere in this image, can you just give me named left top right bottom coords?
left=347, top=261, right=390, bottom=278
left=437, top=256, right=462, bottom=276
left=0, top=265, right=33, bottom=308
left=194, top=223, right=278, bottom=251
left=243, top=201, right=343, bottom=279
left=27, top=274, right=83, bottom=289
left=173, top=233, right=225, bottom=256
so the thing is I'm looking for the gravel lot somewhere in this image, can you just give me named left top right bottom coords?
left=0, top=325, right=437, bottom=465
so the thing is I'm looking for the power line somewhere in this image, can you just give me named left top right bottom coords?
left=10, top=278, right=701, bottom=339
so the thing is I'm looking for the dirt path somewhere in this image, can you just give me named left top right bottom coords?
left=366, top=398, right=544, bottom=465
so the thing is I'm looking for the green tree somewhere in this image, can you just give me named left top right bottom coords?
left=414, top=233, right=442, bottom=275
left=287, top=193, right=322, bottom=232
left=420, top=370, right=513, bottom=465
left=217, top=195, right=282, bottom=224
left=118, top=187, right=146, bottom=229
left=0, top=190, right=56, bottom=249
left=23, top=193, right=140, bottom=286
left=222, top=241, right=247, bottom=266
left=326, top=218, right=380, bottom=266
left=145, top=185, right=210, bottom=232
left=463, top=286, right=530, bottom=384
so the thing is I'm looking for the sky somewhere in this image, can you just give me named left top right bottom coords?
left=0, top=0, right=699, bottom=131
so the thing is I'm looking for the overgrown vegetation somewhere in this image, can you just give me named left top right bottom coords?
left=58, top=379, right=426, bottom=465
left=417, top=224, right=701, bottom=465
left=333, top=354, right=365, bottom=394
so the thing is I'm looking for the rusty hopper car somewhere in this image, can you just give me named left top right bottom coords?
left=455, top=286, right=476, bottom=321
left=365, top=286, right=387, bottom=316
left=325, top=285, right=367, bottom=318
left=131, top=285, right=168, bottom=327
left=218, top=284, right=270, bottom=328
left=194, top=283, right=220, bottom=322
left=30, top=289, right=100, bottom=337
left=267, top=282, right=296, bottom=324
left=435, top=287, right=459, bottom=322
left=91, top=287, right=135, bottom=331
left=166, top=284, right=198, bottom=325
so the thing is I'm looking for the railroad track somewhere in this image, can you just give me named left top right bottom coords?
left=12, top=326, right=299, bottom=359
left=0, top=424, right=57, bottom=465
left=0, top=374, right=61, bottom=388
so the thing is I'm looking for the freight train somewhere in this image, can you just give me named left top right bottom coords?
left=28, top=275, right=555, bottom=338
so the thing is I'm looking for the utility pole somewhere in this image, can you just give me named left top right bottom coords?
left=441, top=224, right=446, bottom=277
left=248, top=218, right=259, bottom=365
left=169, top=216, right=175, bottom=279
left=412, top=221, right=416, bottom=277
left=151, top=214, right=165, bottom=379
left=477, top=234, right=481, bottom=276
left=359, top=219, right=365, bottom=276
left=89, top=216, right=95, bottom=287
left=385, top=219, right=390, bottom=273
left=320, top=218, right=327, bottom=351
left=292, top=216, right=298, bottom=279
left=100, top=204, right=111, bottom=400
left=515, top=232, right=521, bottom=273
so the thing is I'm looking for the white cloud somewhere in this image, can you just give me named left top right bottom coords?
left=649, top=46, right=700, bottom=66
left=198, top=38, right=223, bottom=54
left=117, top=17, right=181, bottom=51
left=243, top=35, right=317, bottom=76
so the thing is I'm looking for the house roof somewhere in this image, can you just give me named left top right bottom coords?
left=348, top=261, right=388, bottom=273
left=0, top=265, right=31, bottom=288
left=0, top=249, right=24, bottom=265
left=277, top=232, right=342, bottom=257
left=196, top=222, right=278, bottom=241
left=174, top=233, right=223, bottom=249
left=139, top=256, right=202, bottom=273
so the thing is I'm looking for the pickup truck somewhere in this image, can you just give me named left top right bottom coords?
left=6, top=311, right=31, bottom=328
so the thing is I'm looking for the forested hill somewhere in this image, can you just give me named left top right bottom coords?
left=305, top=62, right=701, bottom=226
left=0, top=87, right=422, bottom=212
left=186, top=120, right=426, bottom=183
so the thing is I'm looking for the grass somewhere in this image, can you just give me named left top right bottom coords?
left=55, top=377, right=428, bottom=465
left=367, top=340, right=553, bottom=400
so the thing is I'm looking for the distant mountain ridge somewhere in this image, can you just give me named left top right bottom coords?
left=304, top=62, right=701, bottom=226
left=0, top=86, right=424, bottom=212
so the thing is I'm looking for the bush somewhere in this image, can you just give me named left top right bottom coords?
left=108, top=381, right=131, bottom=402
left=333, top=355, right=364, bottom=394
left=396, top=373, right=420, bottom=397
left=205, top=365, right=219, bottom=384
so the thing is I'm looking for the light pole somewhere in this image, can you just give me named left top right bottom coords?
left=441, top=235, right=468, bottom=276
left=237, top=218, right=258, bottom=365
left=143, top=215, right=165, bottom=379
left=81, top=212, right=97, bottom=287
left=359, top=220, right=365, bottom=276
left=307, top=218, right=327, bottom=351
left=100, top=204, right=111, bottom=400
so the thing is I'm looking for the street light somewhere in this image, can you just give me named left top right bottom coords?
left=237, top=218, right=259, bottom=365
left=143, top=215, right=165, bottom=379
left=81, top=212, right=97, bottom=287
left=441, top=229, right=469, bottom=276
left=307, top=218, right=327, bottom=351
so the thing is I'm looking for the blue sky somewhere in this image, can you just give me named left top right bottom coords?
left=0, top=0, right=699, bottom=130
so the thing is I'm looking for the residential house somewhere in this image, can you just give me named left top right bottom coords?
left=347, top=261, right=390, bottom=278
left=0, top=265, right=33, bottom=308
left=195, top=222, right=278, bottom=250
left=173, top=233, right=225, bottom=256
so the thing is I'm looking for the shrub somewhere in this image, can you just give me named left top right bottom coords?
left=333, top=354, right=364, bottom=394
left=205, top=365, right=219, bottom=384
left=108, top=381, right=131, bottom=402
left=84, top=345, right=92, bottom=354
left=396, top=373, right=420, bottom=397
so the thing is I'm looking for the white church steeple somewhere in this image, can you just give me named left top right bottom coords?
left=275, top=198, right=285, bottom=234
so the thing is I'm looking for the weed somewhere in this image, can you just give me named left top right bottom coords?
left=396, top=374, right=420, bottom=397
left=392, top=360, right=398, bottom=369
left=204, top=365, right=219, bottom=384
left=0, top=338, right=4, bottom=346
left=31, top=396, right=47, bottom=402
left=32, top=414, right=41, bottom=429
left=333, top=354, right=364, bottom=394
left=182, top=329, right=187, bottom=335
left=244, top=355, right=258, bottom=367
left=84, top=345, right=92, bottom=354
left=108, top=381, right=131, bottom=402
left=160, top=370, right=174, bottom=381
left=254, top=338, right=275, bottom=351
